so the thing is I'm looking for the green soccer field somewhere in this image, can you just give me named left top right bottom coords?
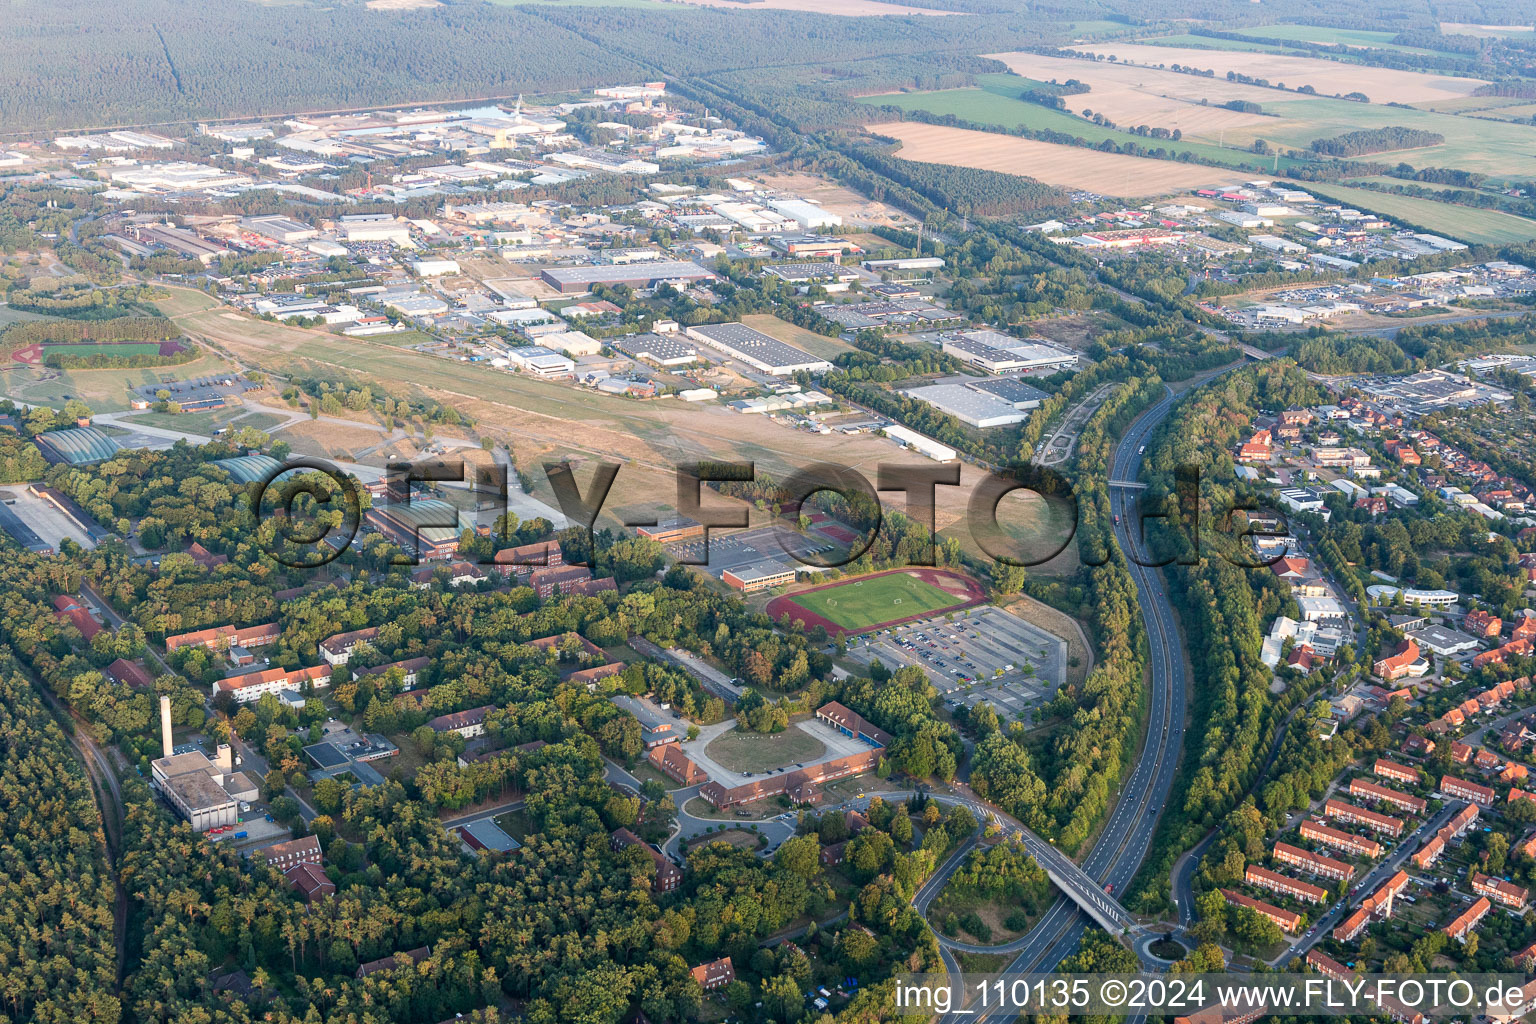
left=790, top=573, right=962, bottom=631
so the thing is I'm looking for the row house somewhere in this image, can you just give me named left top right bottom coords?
left=165, top=621, right=280, bottom=653
left=1445, top=896, right=1491, bottom=943
left=1464, top=609, right=1502, bottom=637
left=1333, top=870, right=1409, bottom=944
left=1220, top=889, right=1301, bottom=933
left=1471, top=871, right=1529, bottom=911
left=611, top=828, right=681, bottom=892
left=1349, top=778, right=1426, bottom=815
left=1301, top=818, right=1383, bottom=859
left=1325, top=798, right=1404, bottom=837
left=215, top=662, right=330, bottom=703
left=1373, top=758, right=1420, bottom=785
left=1274, top=842, right=1353, bottom=882
left=1441, top=775, right=1496, bottom=807
left=1474, top=638, right=1534, bottom=670
left=319, top=626, right=380, bottom=667
left=1246, top=864, right=1327, bottom=905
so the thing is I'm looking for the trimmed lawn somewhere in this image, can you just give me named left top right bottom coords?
left=790, top=572, right=962, bottom=632
left=704, top=727, right=827, bottom=773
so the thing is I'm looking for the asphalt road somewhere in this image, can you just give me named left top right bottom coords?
left=934, top=383, right=1195, bottom=1022
left=1269, top=800, right=1465, bottom=967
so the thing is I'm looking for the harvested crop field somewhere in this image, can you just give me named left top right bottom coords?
left=1068, top=44, right=1489, bottom=104
left=985, top=52, right=1279, bottom=136
left=872, top=122, right=1230, bottom=197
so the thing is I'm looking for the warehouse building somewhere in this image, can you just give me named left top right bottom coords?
left=613, top=332, right=700, bottom=366
left=901, top=383, right=1027, bottom=428
left=939, top=330, right=1079, bottom=375
left=540, top=261, right=713, bottom=294
left=967, top=377, right=1050, bottom=409
left=685, top=322, right=831, bottom=376
left=881, top=423, right=957, bottom=463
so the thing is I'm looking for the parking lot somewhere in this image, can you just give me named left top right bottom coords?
left=0, top=488, right=98, bottom=550
left=667, top=524, right=835, bottom=576
left=845, top=605, right=1067, bottom=716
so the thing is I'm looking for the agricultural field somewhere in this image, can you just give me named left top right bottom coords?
left=860, top=84, right=1317, bottom=174
left=1291, top=180, right=1536, bottom=244
left=1136, top=33, right=1295, bottom=53
left=768, top=568, right=983, bottom=634
left=985, top=53, right=1281, bottom=136
left=975, top=56, right=1536, bottom=179
left=1230, top=24, right=1446, bottom=55
left=869, top=121, right=1231, bottom=197
left=1068, top=43, right=1490, bottom=104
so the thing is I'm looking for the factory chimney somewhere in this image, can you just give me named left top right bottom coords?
left=159, top=694, right=173, bottom=759
left=216, top=743, right=233, bottom=774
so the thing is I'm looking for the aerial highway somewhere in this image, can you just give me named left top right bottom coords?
left=928, top=383, right=1192, bottom=1022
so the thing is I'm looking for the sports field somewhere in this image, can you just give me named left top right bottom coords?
left=42, top=343, right=163, bottom=358
left=768, top=568, right=984, bottom=634
left=704, top=728, right=826, bottom=773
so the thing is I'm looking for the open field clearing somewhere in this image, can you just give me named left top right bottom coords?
left=859, top=81, right=1321, bottom=174
left=149, top=289, right=1060, bottom=557
left=0, top=351, right=239, bottom=412
left=1291, top=180, right=1536, bottom=244
left=978, top=57, right=1536, bottom=178
left=1231, top=24, right=1445, bottom=55
left=871, top=121, right=1231, bottom=196
left=1138, top=33, right=1293, bottom=53
left=986, top=53, right=1284, bottom=135
left=1068, top=44, right=1489, bottom=104
left=704, top=729, right=826, bottom=773
left=1439, top=22, right=1534, bottom=37
left=756, top=171, right=917, bottom=227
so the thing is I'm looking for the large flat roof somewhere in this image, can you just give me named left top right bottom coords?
left=687, top=322, right=831, bottom=375
left=541, top=260, right=711, bottom=286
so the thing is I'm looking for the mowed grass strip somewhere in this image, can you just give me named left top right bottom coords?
left=790, top=572, right=962, bottom=631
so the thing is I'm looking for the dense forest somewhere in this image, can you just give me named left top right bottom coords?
left=0, top=659, right=121, bottom=1023
left=1309, top=126, right=1446, bottom=157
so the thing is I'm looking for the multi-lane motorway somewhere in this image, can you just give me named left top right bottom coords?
left=928, top=384, right=1192, bottom=1021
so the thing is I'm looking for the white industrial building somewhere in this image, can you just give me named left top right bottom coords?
left=505, top=346, right=575, bottom=378
left=881, top=423, right=956, bottom=463
left=765, top=199, right=842, bottom=230
left=901, top=383, right=1027, bottom=428
left=410, top=258, right=460, bottom=276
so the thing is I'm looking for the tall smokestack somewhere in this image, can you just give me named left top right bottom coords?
left=159, top=694, right=173, bottom=759
left=216, top=743, right=233, bottom=774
